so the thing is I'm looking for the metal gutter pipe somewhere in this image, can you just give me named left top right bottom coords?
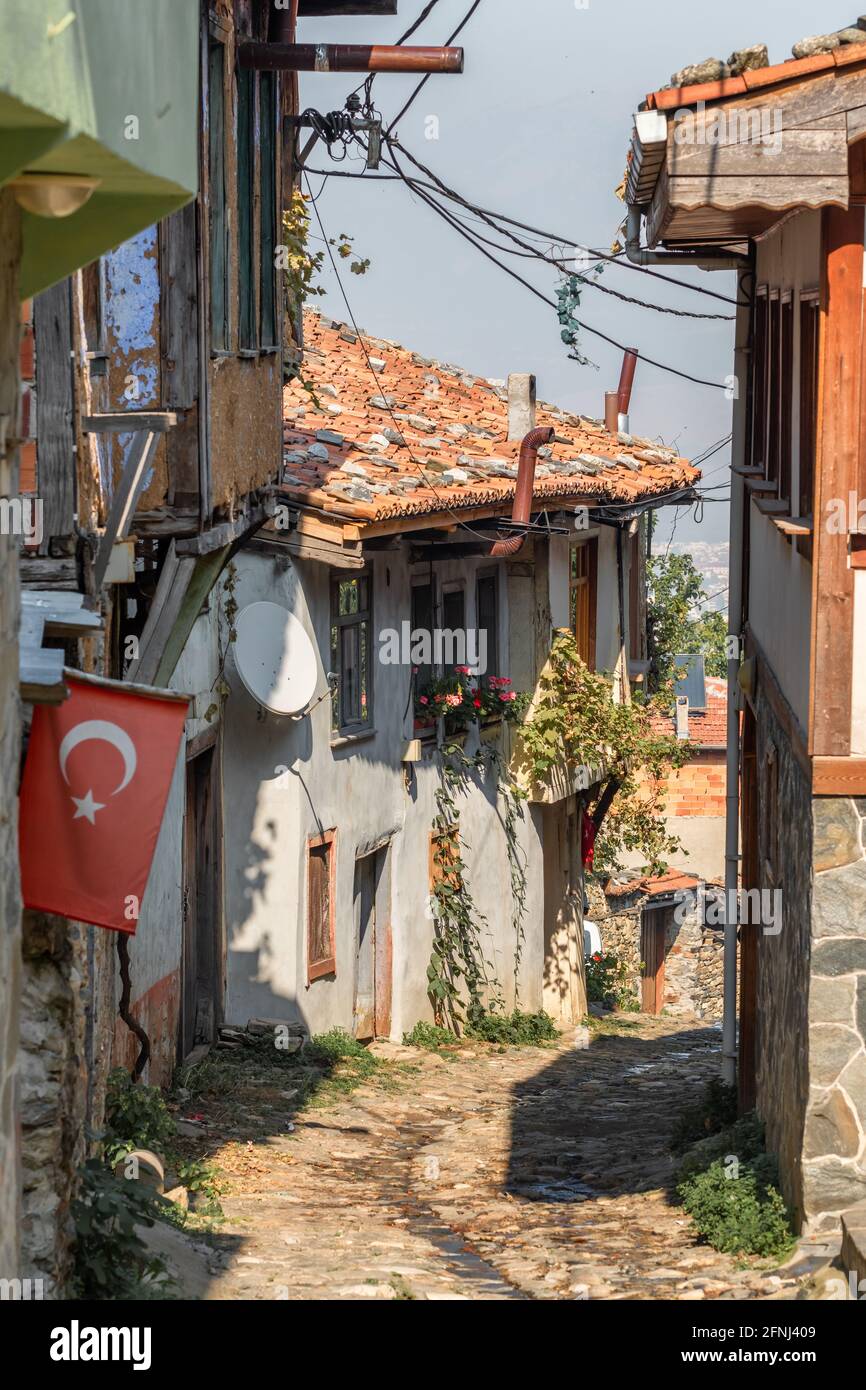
left=489, top=425, right=555, bottom=557
left=626, top=204, right=749, bottom=272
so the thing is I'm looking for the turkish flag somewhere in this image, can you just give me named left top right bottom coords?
left=19, top=673, right=188, bottom=934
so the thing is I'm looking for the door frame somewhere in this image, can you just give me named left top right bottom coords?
left=352, top=843, right=392, bottom=1040
left=181, top=724, right=225, bottom=1059
left=640, top=905, right=667, bottom=1015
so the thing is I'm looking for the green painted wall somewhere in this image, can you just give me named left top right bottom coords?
left=0, top=0, right=200, bottom=295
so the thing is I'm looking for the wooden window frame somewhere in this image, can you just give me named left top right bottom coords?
left=259, top=69, right=279, bottom=351
left=798, top=290, right=820, bottom=536
left=440, top=582, right=466, bottom=676
left=569, top=536, right=598, bottom=669
left=330, top=571, right=374, bottom=736
left=749, top=286, right=769, bottom=473
left=779, top=291, right=794, bottom=504
left=766, top=289, right=781, bottom=487
left=237, top=65, right=257, bottom=352
left=307, top=829, right=337, bottom=983
left=476, top=567, right=499, bottom=685
left=207, top=36, right=230, bottom=352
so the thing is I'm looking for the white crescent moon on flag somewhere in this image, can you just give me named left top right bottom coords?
left=58, top=720, right=137, bottom=796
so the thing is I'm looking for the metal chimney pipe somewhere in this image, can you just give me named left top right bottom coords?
left=490, top=426, right=555, bottom=557
left=507, top=373, right=536, bottom=441
left=239, top=43, right=465, bottom=73
left=617, top=348, right=639, bottom=431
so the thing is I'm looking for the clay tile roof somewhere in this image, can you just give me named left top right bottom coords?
left=645, top=40, right=866, bottom=112
left=604, top=868, right=703, bottom=899
left=280, top=312, right=700, bottom=525
left=649, top=675, right=727, bottom=749
left=641, top=870, right=702, bottom=897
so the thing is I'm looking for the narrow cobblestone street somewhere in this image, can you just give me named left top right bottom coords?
left=159, top=1017, right=806, bottom=1301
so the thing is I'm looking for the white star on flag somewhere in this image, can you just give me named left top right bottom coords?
left=71, top=789, right=106, bottom=824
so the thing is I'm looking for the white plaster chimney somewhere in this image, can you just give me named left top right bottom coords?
left=507, top=372, right=536, bottom=441
left=675, top=695, right=690, bottom=740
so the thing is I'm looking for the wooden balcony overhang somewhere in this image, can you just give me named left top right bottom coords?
left=627, top=56, right=866, bottom=248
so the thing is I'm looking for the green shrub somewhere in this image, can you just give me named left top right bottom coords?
left=403, top=1021, right=459, bottom=1050
left=466, top=1009, right=558, bottom=1045
left=677, top=1152, right=794, bottom=1260
left=674, top=1106, right=795, bottom=1260
left=103, top=1067, right=176, bottom=1165
left=670, top=1075, right=738, bottom=1154
left=585, top=952, right=638, bottom=1010
left=70, top=1160, right=174, bottom=1300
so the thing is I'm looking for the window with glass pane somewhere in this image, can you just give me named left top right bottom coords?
left=442, top=587, right=465, bottom=674
left=476, top=572, right=498, bottom=684
left=570, top=537, right=597, bottom=668
left=411, top=581, right=435, bottom=692
left=331, top=574, right=372, bottom=732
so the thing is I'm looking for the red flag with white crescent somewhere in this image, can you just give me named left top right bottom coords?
left=19, top=673, right=188, bottom=933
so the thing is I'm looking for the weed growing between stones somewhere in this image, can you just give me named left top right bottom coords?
left=404, top=1011, right=559, bottom=1050
left=674, top=1108, right=795, bottom=1260
left=669, top=1075, right=738, bottom=1153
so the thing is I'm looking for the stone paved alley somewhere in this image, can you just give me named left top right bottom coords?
left=153, top=1017, right=813, bottom=1302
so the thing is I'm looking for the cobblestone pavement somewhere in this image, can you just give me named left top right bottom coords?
left=169, top=1016, right=808, bottom=1301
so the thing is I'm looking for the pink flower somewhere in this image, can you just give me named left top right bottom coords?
left=455, top=665, right=471, bottom=676
left=419, top=696, right=428, bottom=706
left=446, top=693, right=462, bottom=708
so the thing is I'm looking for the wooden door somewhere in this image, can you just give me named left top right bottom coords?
left=353, top=853, right=377, bottom=1040
left=640, top=909, right=666, bottom=1014
left=353, top=847, right=392, bottom=1040
left=181, top=742, right=222, bottom=1059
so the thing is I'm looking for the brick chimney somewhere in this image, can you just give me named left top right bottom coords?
left=507, top=373, right=536, bottom=441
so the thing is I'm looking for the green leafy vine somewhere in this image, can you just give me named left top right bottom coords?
left=426, top=740, right=530, bottom=1029
left=516, top=629, right=689, bottom=876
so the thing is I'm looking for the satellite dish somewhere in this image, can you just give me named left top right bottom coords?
left=233, top=602, right=319, bottom=716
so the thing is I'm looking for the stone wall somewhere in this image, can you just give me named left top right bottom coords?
left=587, top=880, right=726, bottom=1021
left=0, top=189, right=22, bottom=1284
left=753, top=686, right=813, bottom=1226
left=19, top=914, right=88, bottom=1294
left=802, top=796, right=866, bottom=1228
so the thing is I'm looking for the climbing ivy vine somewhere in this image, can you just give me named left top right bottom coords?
left=516, top=629, right=689, bottom=876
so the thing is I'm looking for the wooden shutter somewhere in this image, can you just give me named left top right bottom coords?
left=237, top=67, right=256, bottom=350
left=259, top=71, right=278, bottom=348
left=307, top=832, right=336, bottom=982
left=208, top=41, right=228, bottom=350
left=570, top=538, right=598, bottom=668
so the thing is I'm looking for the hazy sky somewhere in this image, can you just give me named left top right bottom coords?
left=298, top=0, right=852, bottom=546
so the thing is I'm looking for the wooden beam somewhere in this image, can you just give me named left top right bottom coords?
left=812, top=756, right=866, bottom=794
left=174, top=502, right=273, bottom=556
left=809, top=200, right=863, bottom=756
left=82, top=412, right=177, bottom=434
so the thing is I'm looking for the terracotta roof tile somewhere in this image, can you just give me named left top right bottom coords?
left=645, top=41, right=866, bottom=110
left=281, top=312, right=700, bottom=525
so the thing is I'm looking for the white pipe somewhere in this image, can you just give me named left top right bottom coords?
left=625, top=204, right=748, bottom=272
left=721, top=294, right=751, bottom=1087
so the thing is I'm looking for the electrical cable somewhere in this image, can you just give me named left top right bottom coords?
left=386, top=0, right=484, bottom=136
left=383, top=139, right=734, bottom=322
left=384, top=143, right=730, bottom=390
